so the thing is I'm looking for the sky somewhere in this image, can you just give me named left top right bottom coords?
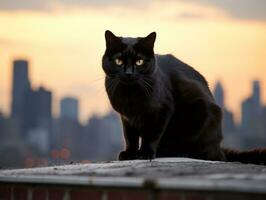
left=0, top=0, right=265, bottom=123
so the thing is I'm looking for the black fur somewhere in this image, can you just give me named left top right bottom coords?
left=102, top=30, right=266, bottom=164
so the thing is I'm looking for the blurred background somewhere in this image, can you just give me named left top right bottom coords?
left=0, top=0, right=266, bottom=169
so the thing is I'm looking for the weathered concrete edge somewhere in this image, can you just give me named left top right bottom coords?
left=0, top=158, right=222, bottom=175
left=1, top=175, right=266, bottom=195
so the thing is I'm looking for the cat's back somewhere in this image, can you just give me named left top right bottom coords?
left=156, top=54, right=208, bottom=86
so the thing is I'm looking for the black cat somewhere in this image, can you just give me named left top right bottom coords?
left=102, top=30, right=266, bottom=165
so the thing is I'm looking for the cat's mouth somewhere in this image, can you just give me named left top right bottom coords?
left=119, top=76, right=139, bottom=85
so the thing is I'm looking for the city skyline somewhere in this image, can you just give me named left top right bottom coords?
left=1, top=57, right=266, bottom=123
left=1, top=58, right=265, bottom=125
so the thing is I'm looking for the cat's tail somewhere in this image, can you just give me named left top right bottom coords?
left=222, top=148, right=266, bottom=165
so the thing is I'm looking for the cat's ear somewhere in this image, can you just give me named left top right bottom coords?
left=105, top=30, right=121, bottom=50
left=143, top=32, right=156, bottom=50
left=137, top=32, right=156, bottom=54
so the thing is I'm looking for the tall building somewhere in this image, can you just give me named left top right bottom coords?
left=23, top=86, right=52, bottom=136
left=241, top=80, right=262, bottom=127
left=11, top=60, right=31, bottom=120
left=60, top=97, right=79, bottom=122
left=252, top=80, right=261, bottom=114
left=214, top=81, right=224, bottom=109
left=240, top=80, right=266, bottom=148
left=55, top=97, right=80, bottom=158
left=241, top=97, right=252, bottom=129
left=213, top=81, right=235, bottom=133
left=35, top=87, right=52, bottom=122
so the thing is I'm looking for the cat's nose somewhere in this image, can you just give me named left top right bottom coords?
left=125, top=67, right=134, bottom=79
left=125, top=73, right=133, bottom=80
left=125, top=67, right=133, bottom=75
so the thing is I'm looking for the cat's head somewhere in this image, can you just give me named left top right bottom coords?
left=102, top=30, right=156, bottom=84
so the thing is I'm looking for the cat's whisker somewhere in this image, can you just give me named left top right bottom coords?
left=109, top=80, right=118, bottom=97
left=139, top=79, right=151, bottom=98
left=106, top=74, right=118, bottom=79
left=145, top=77, right=162, bottom=95
left=87, top=76, right=106, bottom=87
left=106, top=77, right=119, bottom=97
left=142, top=79, right=153, bottom=97
left=145, top=82, right=153, bottom=94
left=106, top=80, right=115, bottom=93
left=143, top=86, right=149, bottom=98
left=105, top=79, right=114, bottom=94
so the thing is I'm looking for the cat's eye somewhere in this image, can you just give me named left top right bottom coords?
left=136, top=59, right=144, bottom=66
left=114, top=58, right=123, bottom=66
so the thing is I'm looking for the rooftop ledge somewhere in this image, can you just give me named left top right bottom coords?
left=1, top=158, right=266, bottom=200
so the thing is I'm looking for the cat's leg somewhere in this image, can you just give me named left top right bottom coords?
left=118, top=118, right=140, bottom=161
left=138, top=108, right=173, bottom=160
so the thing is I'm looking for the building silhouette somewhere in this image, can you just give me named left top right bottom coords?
left=241, top=80, right=262, bottom=128
left=11, top=60, right=31, bottom=121
left=213, top=81, right=237, bottom=148
left=213, top=81, right=235, bottom=132
left=252, top=80, right=261, bottom=112
left=240, top=80, right=266, bottom=148
left=60, top=97, right=79, bottom=122
left=21, top=86, right=52, bottom=155
left=214, top=81, right=224, bottom=109
left=242, top=98, right=252, bottom=129
left=10, top=59, right=52, bottom=139
left=52, top=97, right=81, bottom=161
left=23, top=86, right=52, bottom=133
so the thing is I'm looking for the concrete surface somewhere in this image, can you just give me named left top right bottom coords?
left=0, top=158, right=266, bottom=194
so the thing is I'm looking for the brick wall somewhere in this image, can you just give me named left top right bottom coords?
left=0, top=183, right=264, bottom=200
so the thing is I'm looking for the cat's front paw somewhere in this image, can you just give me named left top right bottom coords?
left=118, top=150, right=137, bottom=161
left=137, top=148, right=155, bottom=160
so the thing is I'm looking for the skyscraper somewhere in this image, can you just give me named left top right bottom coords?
left=11, top=60, right=31, bottom=120
left=60, top=97, right=79, bottom=122
left=241, top=80, right=262, bottom=128
left=252, top=80, right=261, bottom=114
left=35, top=87, right=52, bottom=122
left=22, top=86, right=52, bottom=154
left=213, top=81, right=235, bottom=133
left=56, top=97, right=80, bottom=157
left=241, top=97, right=252, bottom=129
left=240, top=80, right=266, bottom=148
left=23, top=86, right=52, bottom=133
left=214, top=81, right=224, bottom=109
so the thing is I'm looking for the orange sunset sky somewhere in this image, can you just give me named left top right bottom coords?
left=0, top=0, right=265, bottom=123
